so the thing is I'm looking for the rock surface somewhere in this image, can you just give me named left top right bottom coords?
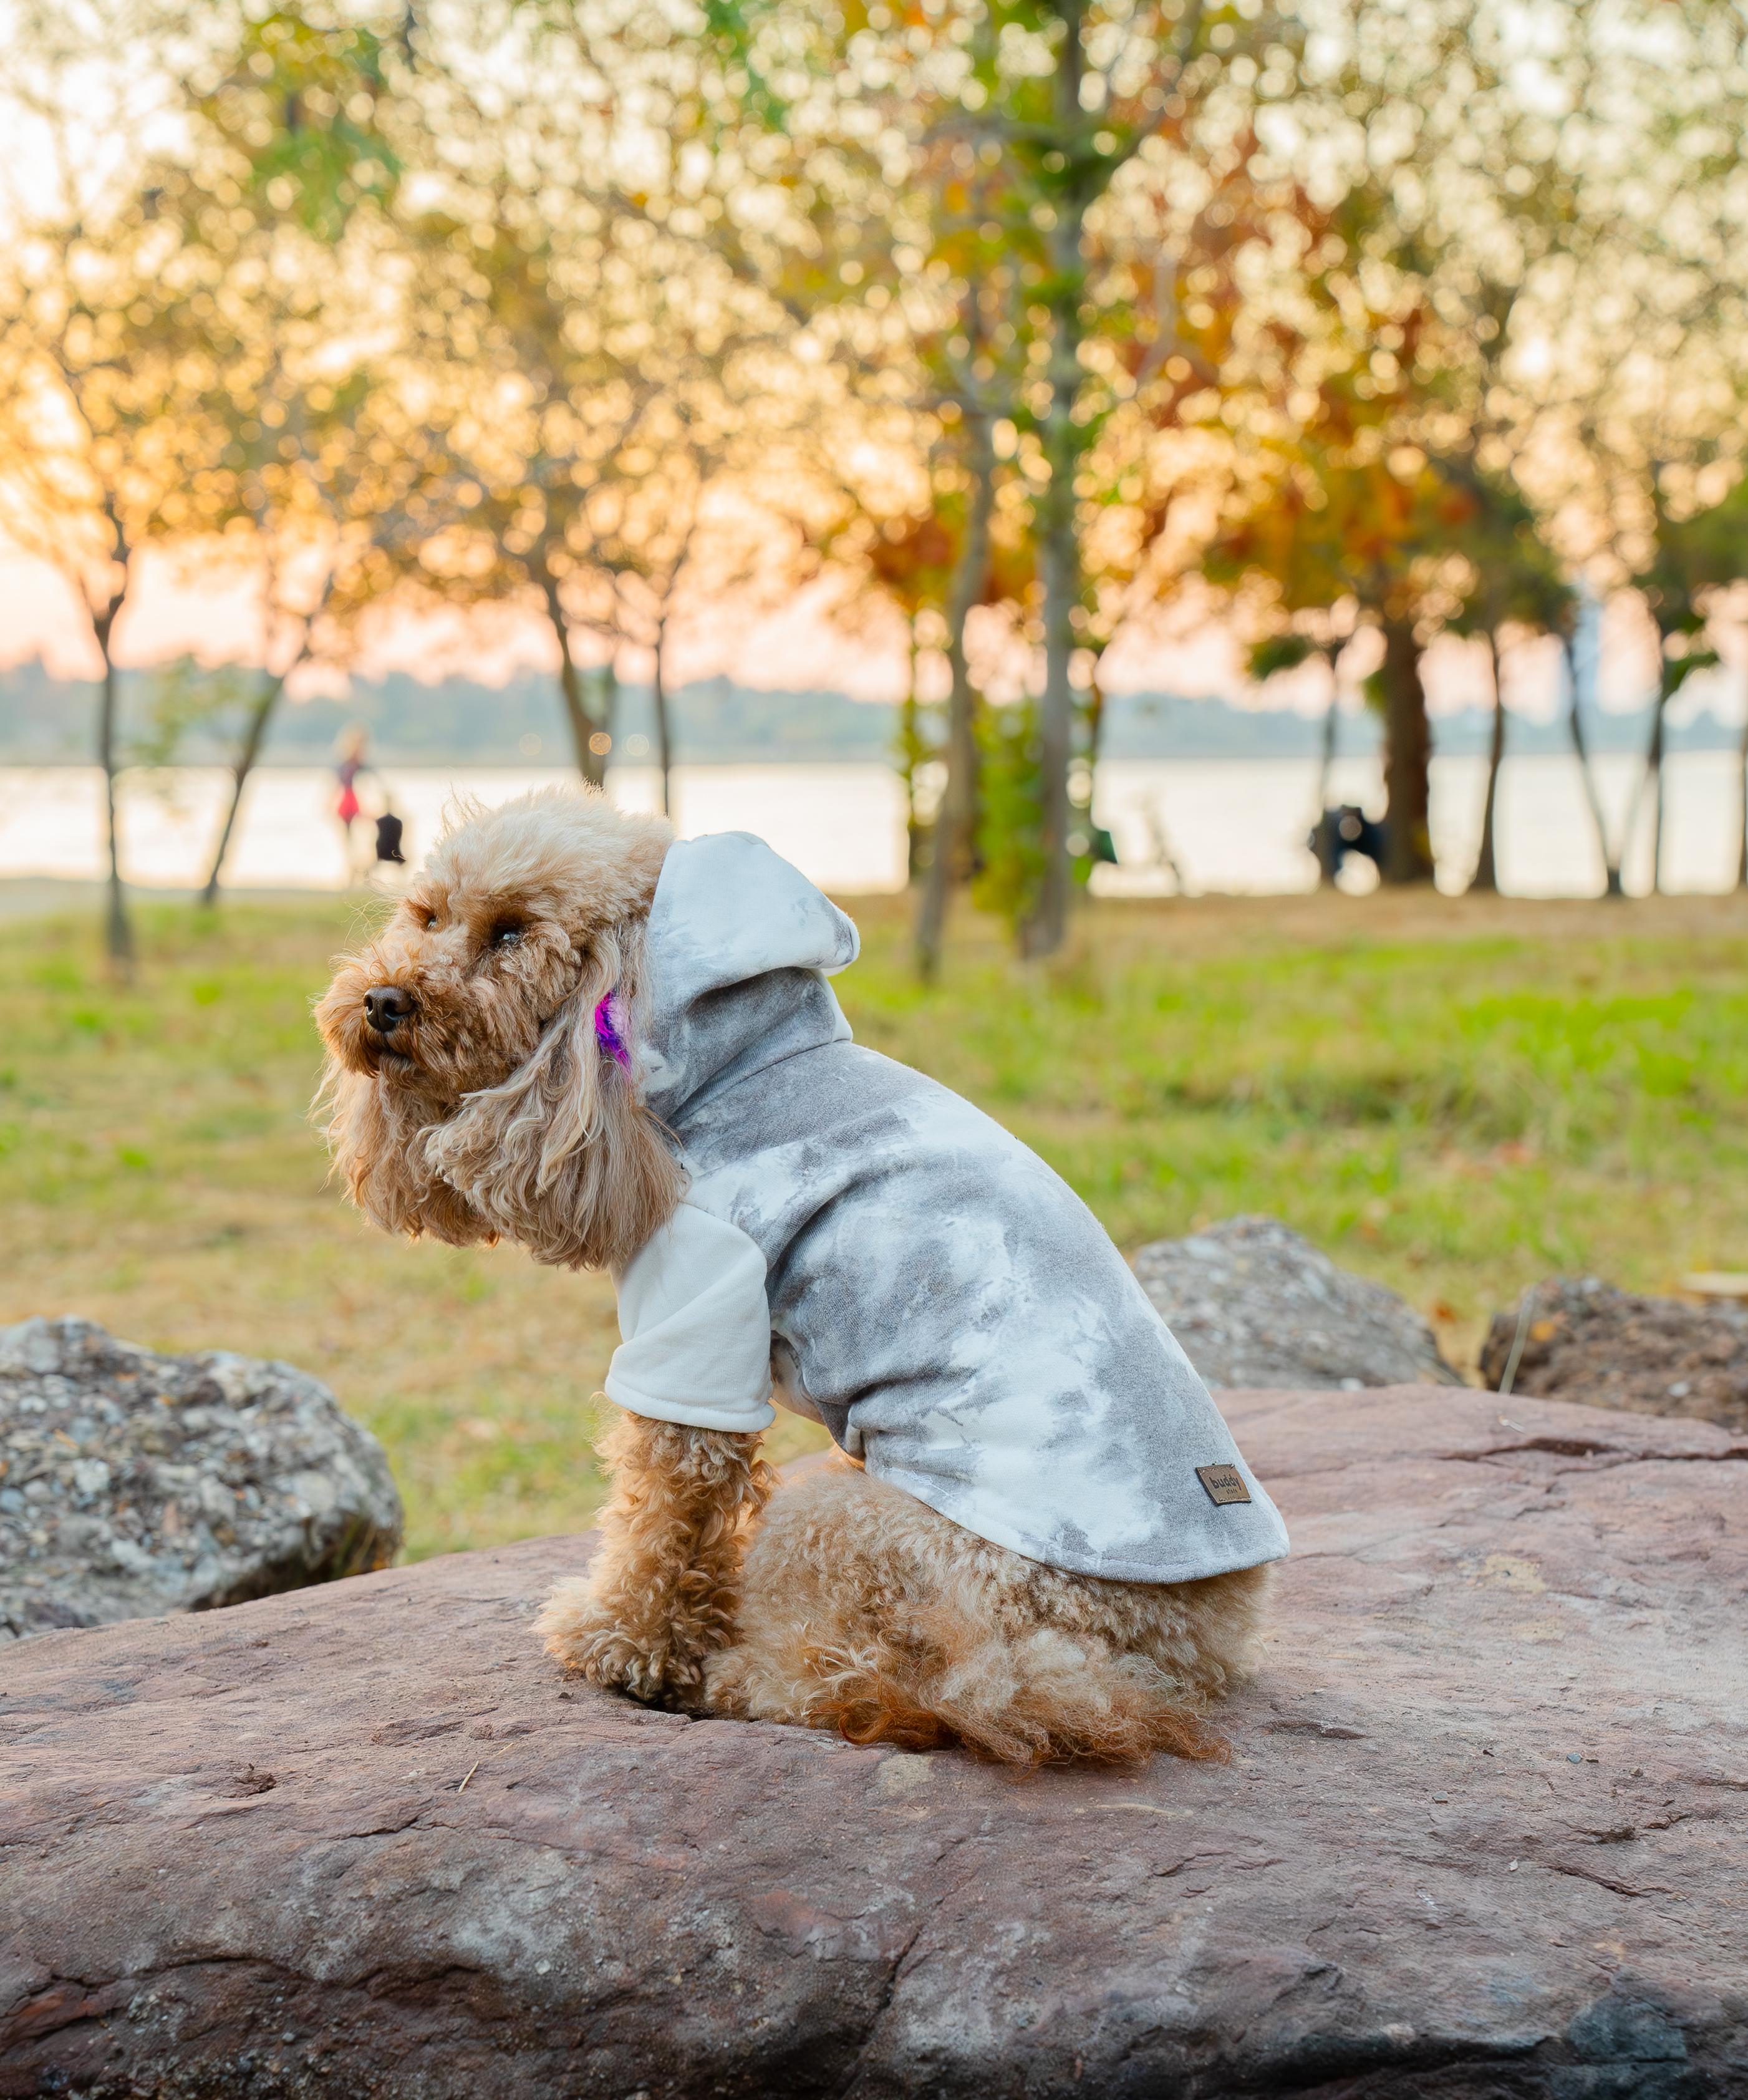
left=0, top=1317, right=402, bottom=1641
left=1133, top=1213, right=1464, bottom=1390
left=4, top=1386, right=1745, bottom=2099
left=1482, top=1276, right=1748, bottom=1432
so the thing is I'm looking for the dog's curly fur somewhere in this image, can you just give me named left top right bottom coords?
left=708, top=1459, right=1268, bottom=1765
left=316, top=788, right=1272, bottom=1766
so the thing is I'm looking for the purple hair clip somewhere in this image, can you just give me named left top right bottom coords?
left=592, top=990, right=632, bottom=1072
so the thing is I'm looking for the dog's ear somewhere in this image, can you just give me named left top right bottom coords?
left=418, top=932, right=683, bottom=1272
left=318, top=1058, right=487, bottom=1247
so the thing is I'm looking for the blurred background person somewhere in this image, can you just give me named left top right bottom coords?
left=333, top=726, right=382, bottom=884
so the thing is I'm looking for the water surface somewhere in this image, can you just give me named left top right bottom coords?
left=1, top=750, right=1738, bottom=898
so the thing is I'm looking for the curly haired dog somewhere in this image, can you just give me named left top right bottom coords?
left=316, top=789, right=1287, bottom=1765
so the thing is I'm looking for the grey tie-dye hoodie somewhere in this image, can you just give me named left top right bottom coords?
left=623, top=830, right=1289, bottom=1587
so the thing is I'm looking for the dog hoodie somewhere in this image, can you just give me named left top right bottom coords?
left=604, top=831, right=1290, bottom=1587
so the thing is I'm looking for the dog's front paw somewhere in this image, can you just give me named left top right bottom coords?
left=536, top=1580, right=704, bottom=1708
left=576, top=1625, right=704, bottom=1706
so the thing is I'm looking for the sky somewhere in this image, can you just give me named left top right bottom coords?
left=2, top=537, right=1730, bottom=728
left=0, top=537, right=1238, bottom=707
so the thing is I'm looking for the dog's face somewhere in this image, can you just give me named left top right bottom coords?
left=317, top=854, right=587, bottom=1110
left=313, top=789, right=681, bottom=1268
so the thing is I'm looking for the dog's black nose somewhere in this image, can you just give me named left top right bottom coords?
left=363, top=985, right=417, bottom=1036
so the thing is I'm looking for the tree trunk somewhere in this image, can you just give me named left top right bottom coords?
left=1646, top=675, right=1671, bottom=895
left=1086, top=656, right=1110, bottom=768
left=94, top=629, right=133, bottom=970
left=546, top=583, right=607, bottom=790
left=1025, top=397, right=1082, bottom=959
left=900, top=624, right=924, bottom=886
left=1315, top=675, right=1339, bottom=821
left=1379, top=616, right=1436, bottom=884
left=1559, top=631, right=1623, bottom=898
left=1308, top=657, right=1341, bottom=887
left=915, top=415, right=995, bottom=982
left=1616, top=664, right=1674, bottom=897
left=1469, top=631, right=1507, bottom=894
left=1737, top=684, right=1748, bottom=891
left=1020, top=0, right=1087, bottom=962
left=200, top=672, right=287, bottom=906
left=596, top=662, right=618, bottom=789
left=651, top=617, right=672, bottom=818
left=202, top=566, right=332, bottom=905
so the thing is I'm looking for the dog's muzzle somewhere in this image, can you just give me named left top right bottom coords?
left=363, top=984, right=417, bottom=1037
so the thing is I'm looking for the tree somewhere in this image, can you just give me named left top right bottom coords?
left=592, top=476, right=707, bottom=818
left=856, top=506, right=963, bottom=889
left=393, top=198, right=641, bottom=786
left=1243, top=622, right=1358, bottom=876
left=919, top=421, right=1000, bottom=977
left=914, top=0, right=1296, bottom=956
left=592, top=0, right=1300, bottom=956
left=579, top=375, right=793, bottom=816
left=1208, top=427, right=1480, bottom=883
left=1466, top=0, right=1748, bottom=890
left=0, top=26, right=222, bottom=967
left=1553, top=587, right=1625, bottom=898
left=704, top=83, right=1044, bottom=963
left=1624, top=474, right=1748, bottom=892
left=396, top=145, right=783, bottom=788
left=1441, top=470, right=1574, bottom=894
left=194, top=365, right=459, bottom=901
left=1204, top=0, right=1719, bottom=889
left=1068, top=124, right=1330, bottom=854
left=352, top=16, right=803, bottom=790
left=789, top=412, right=1014, bottom=969
left=138, top=7, right=422, bottom=902
left=523, top=0, right=1034, bottom=959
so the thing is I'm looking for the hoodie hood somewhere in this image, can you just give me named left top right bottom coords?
left=637, top=833, right=860, bottom=1123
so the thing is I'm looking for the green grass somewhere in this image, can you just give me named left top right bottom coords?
left=4, top=884, right=1746, bottom=1559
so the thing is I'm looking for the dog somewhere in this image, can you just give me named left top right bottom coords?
left=315, top=788, right=1287, bottom=1765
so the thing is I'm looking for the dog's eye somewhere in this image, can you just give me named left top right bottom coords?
left=488, top=919, right=526, bottom=951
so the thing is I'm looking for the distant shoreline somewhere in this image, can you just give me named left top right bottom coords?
left=3, top=656, right=1740, bottom=768
left=1, top=707, right=1737, bottom=766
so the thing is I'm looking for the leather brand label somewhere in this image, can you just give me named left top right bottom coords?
left=1196, top=1464, right=1252, bottom=1507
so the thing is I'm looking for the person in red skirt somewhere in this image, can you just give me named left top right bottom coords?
left=333, top=725, right=380, bottom=880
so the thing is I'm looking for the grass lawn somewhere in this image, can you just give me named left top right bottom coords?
left=3, top=881, right=1746, bottom=1560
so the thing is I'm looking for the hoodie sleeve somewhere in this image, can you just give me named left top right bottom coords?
left=604, top=1202, right=776, bottom=1434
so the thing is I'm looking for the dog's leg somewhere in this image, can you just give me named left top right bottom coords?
left=537, top=1409, right=773, bottom=1710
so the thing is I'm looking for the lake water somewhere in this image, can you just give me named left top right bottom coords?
left=1, top=749, right=1742, bottom=898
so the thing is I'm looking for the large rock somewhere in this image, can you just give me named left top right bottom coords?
left=3, top=1387, right=1744, bottom=2099
left=1132, top=1213, right=1464, bottom=1389
left=1482, top=1276, right=1748, bottom=1432
left=0, top=1317, right=401, bottom=1640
